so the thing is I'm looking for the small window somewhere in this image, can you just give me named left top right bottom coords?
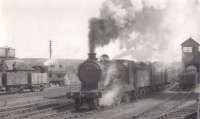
left=183, top=47, right=192, bottom=52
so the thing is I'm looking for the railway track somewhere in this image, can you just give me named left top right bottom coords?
left=0, top=93, right=99, bottom=119
left=37, top=108, right=98, bottom=119
left=136, top=90, right=196, bottom=119
left=0, top=98, right=73, bottom=119
left=158, top=104, right=197, bottom=119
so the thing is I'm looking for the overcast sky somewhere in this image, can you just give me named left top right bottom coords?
left=0, top=0, right=105, bottom=59
left=1, top=0, right=200, bottom=62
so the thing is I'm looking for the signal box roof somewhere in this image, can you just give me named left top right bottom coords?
left=181, top=37, right=200, bottom=47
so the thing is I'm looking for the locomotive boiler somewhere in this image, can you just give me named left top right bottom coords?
left=67, top=53, right=102, bottom=110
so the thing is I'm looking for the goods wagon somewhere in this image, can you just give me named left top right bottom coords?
left=6, top=72, right=28, bottom=85
left=66, top=53, right=168, bottom=110
left=151, top=63, right=168, bottom=91
left=135, top=64, right=152, bottom=98
left=0, top=71, right=48, bottom=93
left=32, top=73, right=48, bottom=84
left=30, top=72, right=48, bottom=91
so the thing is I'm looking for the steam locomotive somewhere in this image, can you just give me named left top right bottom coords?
left=66, top=53, right=168, bottom=110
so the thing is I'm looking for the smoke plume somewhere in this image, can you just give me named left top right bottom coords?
left=89, top=0, right=200, bottom=62
left=89, top=18, right=119, bottom=53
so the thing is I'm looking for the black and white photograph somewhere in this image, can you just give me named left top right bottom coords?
left=0, top=0, right=200, bottom=119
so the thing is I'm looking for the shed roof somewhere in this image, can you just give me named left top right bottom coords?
left=181, top=37, right=200, bottom=46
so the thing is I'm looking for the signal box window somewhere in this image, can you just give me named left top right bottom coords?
left=183, top=47, right=192, bottom=52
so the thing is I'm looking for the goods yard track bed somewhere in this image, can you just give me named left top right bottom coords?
left=0, top=90, right=196, bottom=119
left=0, top=91, right=44, bottom=107
left=136, top=91, right=196, bottom=119
left=157, top=104, right=197, bottom=119
left=0, top=97, right=72, bottom=119
left=84, top=90, right=197, bottom=119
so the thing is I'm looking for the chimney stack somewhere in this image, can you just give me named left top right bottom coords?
left=88, top=53, right=96, bottom=60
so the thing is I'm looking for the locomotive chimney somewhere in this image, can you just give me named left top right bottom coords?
left=88, top=52, right=97, bottom=60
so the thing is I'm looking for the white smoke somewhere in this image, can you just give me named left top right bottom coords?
left=100, top=83, right=123, bottom=106
left=100, top=62, right=126, bottom=106
left=95, top=0, right=200, bottom=63
left=44, top=58, right=57, bottom=66
left=103, top=63, right=117, bottom=86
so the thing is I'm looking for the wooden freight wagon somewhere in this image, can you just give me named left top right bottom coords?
left=7, top=71, right=28, bottom=85
left=30, top=72, right=48, bottom=91
left=135, top=63, right=152, bottom=98
left=151, top=63, right=168, bottom=91
left=0, top=71, right=48, bottom=93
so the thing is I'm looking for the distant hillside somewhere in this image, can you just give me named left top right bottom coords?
left=21, top=58, right=83, bottom=67
left=21, top=58, right=47, bottom=66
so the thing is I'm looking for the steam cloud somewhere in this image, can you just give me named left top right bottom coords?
left=100, top=62, right=127, bottom=106
left=89, top=0, right=200, bottom=62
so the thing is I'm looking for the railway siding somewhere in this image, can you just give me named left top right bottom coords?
left=158, top=104, right=196, bottom=119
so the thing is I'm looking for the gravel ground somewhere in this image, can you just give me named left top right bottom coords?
left=84, top=91, right=174, bottom=119
left=0, top=86, right=69, bottom=108
left=0, top=86, right=196, bottom=119
left=84, top=90, right=196, bottom=119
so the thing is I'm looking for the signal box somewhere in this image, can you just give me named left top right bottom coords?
left=181, top=37, right=200, bottom=70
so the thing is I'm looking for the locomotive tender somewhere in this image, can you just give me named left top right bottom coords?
left=66, top=53, right=168, bottom=110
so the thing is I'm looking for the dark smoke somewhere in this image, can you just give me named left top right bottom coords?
left=89, top=0, right=200, bottom=62
left=88, top=18, right=119, bottom=53
left=88, top=0, right=166, bottom=56
left=88, top=0, right=136, bottom=53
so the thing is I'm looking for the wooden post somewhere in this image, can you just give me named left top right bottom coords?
left=198, top=96, right=200, bottom=119
left=49, top=40, right=52, bottom=59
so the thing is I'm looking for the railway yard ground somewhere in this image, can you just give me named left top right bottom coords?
left=0, top=85, right=198, bottom=119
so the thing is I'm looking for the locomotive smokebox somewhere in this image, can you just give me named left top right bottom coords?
left=88, top=53, right=97, bottom=60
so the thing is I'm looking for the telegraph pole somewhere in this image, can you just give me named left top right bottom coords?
left=49, top=40, right=52, bottom=59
